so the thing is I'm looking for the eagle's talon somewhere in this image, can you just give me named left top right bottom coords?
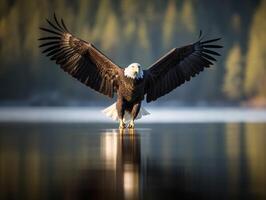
left=128, top=121, right=135, bottom=129
left=119, top=123, right=126, bottom=129
left=128, top=124, right=134, bottom=129
left=119, top=120, right=126, bottom=129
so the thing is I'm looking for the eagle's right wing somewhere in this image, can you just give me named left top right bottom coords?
left=144, top=37, right=222, bottom=102
left=39, top=14, right=123, bottom=98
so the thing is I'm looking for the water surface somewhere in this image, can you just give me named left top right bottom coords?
left=0, top=123, right=265, bottom=200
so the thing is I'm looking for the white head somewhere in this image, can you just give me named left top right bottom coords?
left=124, top=63, right=144, bottom=80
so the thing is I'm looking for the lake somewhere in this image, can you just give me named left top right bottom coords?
left=0, top=121, right=265, bottom=200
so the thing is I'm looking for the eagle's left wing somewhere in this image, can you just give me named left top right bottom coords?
left=144, top=38, right=222, bottom=102
left=39, top=14, right=123, bottom=98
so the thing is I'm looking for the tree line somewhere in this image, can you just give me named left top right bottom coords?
left=0, top=0, right=265, bottom=105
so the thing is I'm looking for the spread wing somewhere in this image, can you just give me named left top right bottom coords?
left=39, top=14, right=123, bottom=98
left=144, top=37, right=222, bottom=102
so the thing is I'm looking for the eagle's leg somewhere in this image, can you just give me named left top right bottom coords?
left=128, top=102, right=141, bottom=129
left=119, top=119, right=126, bottom=129
left=117, top=98, right=126, bottom=129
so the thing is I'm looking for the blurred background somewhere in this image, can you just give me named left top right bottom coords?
left=0, top=0, right=265, bottom=107
left=1, top=1, right=266, bottom=200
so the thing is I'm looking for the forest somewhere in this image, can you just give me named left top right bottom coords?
left=0, top=0, right=265, bottom=106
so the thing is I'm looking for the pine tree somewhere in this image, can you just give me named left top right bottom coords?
left=73, top=0, right=93, bottom=47
left=92, top=0, right=111, bottom=42
left=2, top=5, right=21, bottom=63
left=180, top=0, right=195, bottom=33
left=133, top=20, right=152, bottom=67
left=162, top=0, right=178, bottom=49
left=223, top=43, right=243, bottom=100
left=245, top=0, right=266, bottom=98
left=101, top=11, right=120, bottom=53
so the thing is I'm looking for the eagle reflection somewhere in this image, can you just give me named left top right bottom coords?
left=102, top=129, right=141, bottom=200
left=120, top=129, right=140, bottom=200
left=72, top=129, right=141, bottom=200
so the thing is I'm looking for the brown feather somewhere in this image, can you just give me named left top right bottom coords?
left=39, top=14, right=122, bottom=98
left=145, top=37, right=222, bottom=102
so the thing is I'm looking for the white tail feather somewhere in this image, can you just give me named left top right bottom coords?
left=102, top=103, right=150, bottom=122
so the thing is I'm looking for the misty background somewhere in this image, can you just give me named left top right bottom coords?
left=0, top=0, right=265, bottom=107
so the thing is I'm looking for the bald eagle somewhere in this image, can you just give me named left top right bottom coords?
left=39, top=14, right=222, bottom=129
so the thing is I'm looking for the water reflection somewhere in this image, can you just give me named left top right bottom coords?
left=100, top=129, right=141, bottom=199
left=0, top=123, right=265, bottom=200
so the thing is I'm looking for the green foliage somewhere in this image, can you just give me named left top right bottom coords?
left=162, top=0, right=178, bottom=49
left=180, top=0, right=195, bottom=33
left=223, top=43, right=243, bottom=100
left=245, top=0, right=266, bottom=98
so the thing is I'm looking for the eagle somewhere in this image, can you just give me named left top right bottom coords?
left=39, top=14, right=222, bottom=129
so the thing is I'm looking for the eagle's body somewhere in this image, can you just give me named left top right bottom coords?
left=119, top=67, right=145, bottom=128
left=39, top=14, right=223, bottom=129
left=119, top=66, right=145, bottom=103
left=102, top=63, right=147, bottom=128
